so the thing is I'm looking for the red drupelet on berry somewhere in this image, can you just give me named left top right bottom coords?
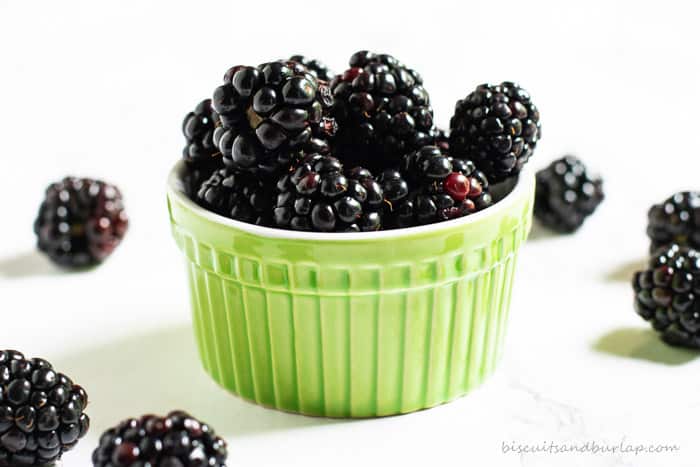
left=379, top=146, right=492, bottom=229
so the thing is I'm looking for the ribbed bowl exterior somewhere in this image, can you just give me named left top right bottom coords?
left=167, top=170, right=534, bottom=418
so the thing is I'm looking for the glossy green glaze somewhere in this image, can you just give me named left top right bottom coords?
left=167, top=162, right=534, bottom=417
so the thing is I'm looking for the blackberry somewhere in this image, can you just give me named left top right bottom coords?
left=182, top=166, right=216, bottom=200
left=273, top=154, right=384, bottom=232
left=381, top=146, right=492, bottom=228
left=633, top=244, right=700, bottom=349
left=434, top=128, right=450, bottom=154
left=197, top=169, right=274, bottom=226
left=212, top=60, right=335, bottom=178
left=330, top=50, right=436, bottom=169
left=34, top=177, right=129, bottom=268
left=449, top=82, right=541, bottom=182
left=0, top=350, right=89, bottom=466
left=288, top=55, right=333, bottom=82
left=647, top=192, right=700, bottom=253
left=92, top=411, right=227, bottom=467
left=377, top=169, right=412, bottom=229
left=534, top=156, right=604, bottom=233
left=182, top=99, right=223, bottom=168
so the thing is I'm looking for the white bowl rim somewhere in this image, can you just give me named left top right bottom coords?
left=167, top=160, right=535, bottom=242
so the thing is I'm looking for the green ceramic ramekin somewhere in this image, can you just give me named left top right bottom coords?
left=167, top=162, right=534, bottom=418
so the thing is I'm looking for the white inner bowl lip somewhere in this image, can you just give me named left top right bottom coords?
left=167, top=161, right=535, bottom=242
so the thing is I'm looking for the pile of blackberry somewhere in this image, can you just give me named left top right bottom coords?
left=181, top=51, right=543, bottom=232
left=0, top=350, right=89, bottom=466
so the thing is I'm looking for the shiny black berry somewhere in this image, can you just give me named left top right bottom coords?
left=377, top=169, right=412, bottom=229
left=633, top=244, right=700, bottom=348
left=182, top=99, right=223, bottom=168
left=434, top=128, right=450, bottom=154
left=182, top=166, right=216, bottom=200
left=212, top=60, right=335, bottom=178
left=385, top=146, right=492, bottom=228
left=0, top=350, right=89, bottom=466
left=91, top=411, right=227, bottom=467
left=288, top=55, right=333, bottom=82
left=450, top=82, right=541, bottom=182
left=274, top=154, right=384, bottom=232
left=197, top=169, right=275, bottom=226
left=534, top=156, right=604, bottom=233
left=34, top=177, right=129, bottom=268
left=647, top=192, right=700, bottom=253
left=330, top=51, right=436, bottom=170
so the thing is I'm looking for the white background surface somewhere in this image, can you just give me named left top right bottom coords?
left=2, top=1, right=700, bottom=466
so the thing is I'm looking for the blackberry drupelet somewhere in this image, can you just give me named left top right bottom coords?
left=534, top=156, right=604, bottom=233
left=274, top=154, right=384, bottom=232
left=381, top=146, right=492, bottom=228
left=633, top=244, right=700, bottom=348
left=34, top=177, right=129, bottom=268
left=182, top=99, right=222, bottom=168
left=434, top=128, right=450, bottom=154
left=345, top=166, right=385, bottom=230
left=288, top=55, right=333, bottom=82
left=377, top=169, right=412, bottom=229
left=647, top=192, right=700, bottom=253
left=92, top=411, right=227, bottom=467
left=330, top=50, right=437, bottom=169
left=0, top=350, right=89, bottom=466
left=182, top=167, right=215, bottom=199
left=197, top=169, right=274, bottom=226
left=448, top=156, right=491, bottom=203
left=449, top=82, right=541, bottom=182
left=212, top=60, right=335, bottom=178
